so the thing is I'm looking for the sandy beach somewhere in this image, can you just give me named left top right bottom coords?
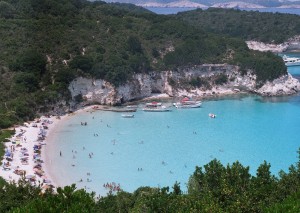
left=0, top=115, right=64, bottom=190
left=0, top=104, right=105, bottom=190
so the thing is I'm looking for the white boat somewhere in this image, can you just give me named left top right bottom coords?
left=121, top=114, right=134, bottom=118
left=143, top=102, right=171, bottom=112
left=173, top=97, right=202, bottom=108
left=126, top=105, right=138, bottom=108
left=282, top=55, right=300, bottom=66
left=209, top=113, right=216, bottom=118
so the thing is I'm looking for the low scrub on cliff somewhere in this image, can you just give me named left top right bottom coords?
left=0, top=0, right=288, bottom=128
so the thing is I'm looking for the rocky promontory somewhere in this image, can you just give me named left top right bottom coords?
left=68, top=64, right=300, bottom=105
left=246, top=35, right=300, bottom=53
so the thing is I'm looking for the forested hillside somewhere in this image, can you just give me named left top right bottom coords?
left=177, top=8, right=300, bottom=44
left=0, top=0, right=286, bottom=129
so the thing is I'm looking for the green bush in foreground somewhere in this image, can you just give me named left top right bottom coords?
left=1, top=148, right=299, bottom=213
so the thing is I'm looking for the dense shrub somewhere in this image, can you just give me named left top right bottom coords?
left=1, top=148, right=299, bottom=212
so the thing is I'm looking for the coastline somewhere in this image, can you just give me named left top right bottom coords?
left=1, top=88, right=299, bottom=190
left=0, top=105, right=97, bottom=190
left=0, top=116, right=57, bottom=188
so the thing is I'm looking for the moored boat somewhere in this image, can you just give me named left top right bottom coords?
left=173, top=97, right=202, bottom=108
left=143, top=102, right=171, bottom=112
left=282, top=55, right=300, bottom=67
left=121, top=114, right=134, bottom=118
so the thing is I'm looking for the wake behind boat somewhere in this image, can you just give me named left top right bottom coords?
left=173, top=97, right=202, bottom=108
left=142, top=102, right=171, bottom=112
left=282, top=55, right=300, bottom=67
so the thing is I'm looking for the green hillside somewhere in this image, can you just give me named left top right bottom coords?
left=0, top=0, right=287, bottom=128
left=177, top=8, right=300, bottom=44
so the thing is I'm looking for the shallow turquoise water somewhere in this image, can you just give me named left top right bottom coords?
left=47, top=63, right=300, bottom=196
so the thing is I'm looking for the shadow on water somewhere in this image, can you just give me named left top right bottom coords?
left=201, top=94, right=251, bottom=102
left=255, top=94, right=300, bottom=105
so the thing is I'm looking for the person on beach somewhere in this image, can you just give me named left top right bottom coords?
left=60, top=151, right=62, bottom=157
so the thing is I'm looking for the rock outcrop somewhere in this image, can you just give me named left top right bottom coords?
left=256, top=73, right=300, bottom=96
left=68, top=64, right=300, bottom=105
left=246, top=35, right=300, bottom=52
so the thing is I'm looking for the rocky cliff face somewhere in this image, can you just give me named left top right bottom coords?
left=68, top=64, right=300, bottom=105
left=246, top=35, right=300, bottom=52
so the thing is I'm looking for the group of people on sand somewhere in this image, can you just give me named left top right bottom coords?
left=1, top=117, right=54, bottom=190
left=103, top=182, right=121, bottom=192
left=81, top=122, right=88, bottom=126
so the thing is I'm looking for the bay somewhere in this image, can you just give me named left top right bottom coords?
left=46, top=58, right=300, bottom=196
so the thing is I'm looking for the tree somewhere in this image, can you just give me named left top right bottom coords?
left=127, top=36, right=142, bottom=54
left=11, top=49, right=47, bottom=76
left=172, top=181, right=182, bottom=195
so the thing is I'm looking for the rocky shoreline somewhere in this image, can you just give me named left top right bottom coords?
left=68, top=64, right=300, bottom=106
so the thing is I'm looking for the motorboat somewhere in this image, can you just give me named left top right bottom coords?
left=282, top=55, right=300, bottom=66
left=143, top=102, right=171, bottom=112
left=173, top=97, right=202, bottom=108
left=121, top=114, right=134, bottom=118
left=209, top=113, right=216, bottom=118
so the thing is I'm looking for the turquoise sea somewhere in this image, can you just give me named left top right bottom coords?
left=46, top=53, right=300, bottom=196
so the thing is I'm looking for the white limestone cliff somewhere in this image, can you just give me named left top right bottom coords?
left=69, top=64, right=300, bottom=105
left=246, top=35, right=300, bottom=52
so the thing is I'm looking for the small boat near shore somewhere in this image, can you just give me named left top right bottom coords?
left=282, top=55, right=300, bottom=67
left=126, top=105, right=138, bottom=109
left=173, top=97, right=202, bottom=108
left=121, top=114, right=134, bottom=118
left=142, top=102, right=171, bottom=112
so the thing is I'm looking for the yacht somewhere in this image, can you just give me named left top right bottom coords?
left=282, top=55, right=300, bottom=66
left=173, top=97, right=202, bottom=108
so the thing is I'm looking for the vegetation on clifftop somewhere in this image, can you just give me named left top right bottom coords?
left=0, top=0, right=288, bottom=129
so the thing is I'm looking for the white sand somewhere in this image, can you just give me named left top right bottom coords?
left=0, top=105, right=98, bottom=190
left=0, top=115, right=65, bottom=190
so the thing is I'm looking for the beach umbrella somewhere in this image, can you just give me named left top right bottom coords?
left=25, top=175, right=35, bottom=179
left=20, top=157, right=29, bottom=160
left=43, top=179, right=51, bottom=184
left=5, top=151, right=11, bottom=157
